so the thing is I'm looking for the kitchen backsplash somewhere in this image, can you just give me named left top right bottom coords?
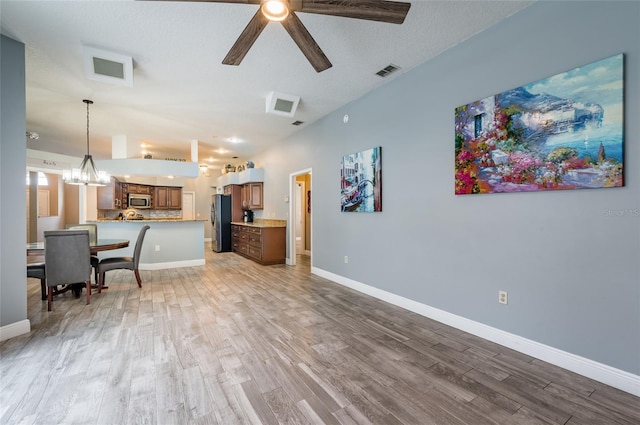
left=100, top=208, right=182, bottom=220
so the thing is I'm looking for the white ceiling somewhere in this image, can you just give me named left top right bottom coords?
left=1, top=0, right=532, bottom=170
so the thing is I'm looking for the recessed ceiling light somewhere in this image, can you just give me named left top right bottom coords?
left=227, top=137, right=242, bottom=144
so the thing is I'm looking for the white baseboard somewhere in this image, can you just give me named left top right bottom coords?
left=0, top=319, right=30, bottom=342
left=312, top=267, right=640, bottom=397
left=139, top=259, right=205, bottom=270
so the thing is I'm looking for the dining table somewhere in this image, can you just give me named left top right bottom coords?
left=27, top=238, right=130, bottom=255
left=27, top=238, right=130, bottom=293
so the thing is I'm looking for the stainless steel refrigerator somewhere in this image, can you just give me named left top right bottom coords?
left=211, top=194, right=232, bottom=252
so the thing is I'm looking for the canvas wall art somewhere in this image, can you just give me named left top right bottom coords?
left=455, top=53, right=624, bottom=195
left=341, top=146, right=382, bottom=212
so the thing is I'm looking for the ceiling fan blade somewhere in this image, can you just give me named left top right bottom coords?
left=222, top=9, right=270, bottom=66
left=281, top=12, right=332, bottom=73
left=297, top=0, right=411, bottom=24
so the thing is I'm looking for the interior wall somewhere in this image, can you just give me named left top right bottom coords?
left=182, top=170, right=219, bottom=239
left=1, top=35, right=28, bottom=331
left=257, top=1, right=640, bottom=376
left=64, top=183, right=80, bottom=225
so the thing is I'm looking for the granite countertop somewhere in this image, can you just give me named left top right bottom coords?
left=91, top=219, right=207, bottom=223
left=231, top=219, right=287, bottom=228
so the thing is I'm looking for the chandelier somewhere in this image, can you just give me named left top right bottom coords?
left=63, top=99, right=110, bottom=186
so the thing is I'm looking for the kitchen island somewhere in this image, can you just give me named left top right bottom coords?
left=89, top=219, right=206, bottom=270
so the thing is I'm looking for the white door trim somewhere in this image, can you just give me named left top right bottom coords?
left=288, top=168, right=312, bottom=266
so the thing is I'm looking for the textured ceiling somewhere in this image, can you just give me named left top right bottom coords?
left=1, top=0, right=532, bottom=170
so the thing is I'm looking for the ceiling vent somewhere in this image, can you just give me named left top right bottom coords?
left=375, top=64, right=401, bottom=78
left=83, top=46, right=133, bottom=87
left=291, top=120, right=305, bottom=126
left=266, top=91, right=300, bottom=117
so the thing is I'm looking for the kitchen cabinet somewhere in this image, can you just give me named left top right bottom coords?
left=224, top=185, right=244, bottom=222
left=231, top=224, right=285, bottom=265
left=97, top=177, right=125, bottom=209
left=128, top=184, right=151, bottom=194
left=154, top=186, right=182, bottom=209
left=241, top=182, right=263, bottom=210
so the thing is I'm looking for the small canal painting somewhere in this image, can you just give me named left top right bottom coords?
left=455, top=53, right=624, bottom=195
left=341, top=146, right=382, bottom=212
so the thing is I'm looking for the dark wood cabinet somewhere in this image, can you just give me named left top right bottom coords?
left=231, top=224, right=285, bottom=265
left=224, top=185, right=244, bottom=222
left=241, top=182, right=263, bottom=210
left=128, top=184, right=151, bottom=194
left=154, top=186, right=182, bottom=209
left=97, top=177, right=124, bottom=209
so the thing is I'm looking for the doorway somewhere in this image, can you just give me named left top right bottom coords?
left=288, top=168, right=311, bottom=266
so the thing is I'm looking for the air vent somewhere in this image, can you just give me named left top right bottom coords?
left=266, top=91, right=300, bottom=117
left=292, top=120, right=305, bottom=126
left=83, top=46, right=133, bottom=87
left=375, top=64, right=401, bottom=78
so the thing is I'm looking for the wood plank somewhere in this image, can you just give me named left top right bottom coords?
left=1, top=247, right=638, bottom=425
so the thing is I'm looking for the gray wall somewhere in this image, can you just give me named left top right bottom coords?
left=258, top=1, right=640, bottom=374
left=1, top=35, right=28, bottom=329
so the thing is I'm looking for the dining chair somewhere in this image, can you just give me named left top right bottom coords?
left=97, top=225, right=150, bottom=292
left=26, top=260, right=47, bottom=301
left=44, top=230, right=92, bottom=311
left=65, top=224, right=99, bottom=284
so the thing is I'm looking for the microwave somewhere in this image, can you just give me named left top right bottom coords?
left=128, top=194, right=151, bottom=209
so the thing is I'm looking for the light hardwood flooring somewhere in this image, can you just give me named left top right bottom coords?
left=2, top=246, right=639, bottom=424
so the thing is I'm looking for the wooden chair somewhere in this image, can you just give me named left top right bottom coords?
left=65, top=224, right=99, bottom=284
left=44, top=230, right=92, bottom=311
left=97, top=225, right=150, bottom=291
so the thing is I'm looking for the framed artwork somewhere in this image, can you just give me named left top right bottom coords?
left=341, top=146, right=382, bottom=212
left=455, top=53, right=624, bottom=195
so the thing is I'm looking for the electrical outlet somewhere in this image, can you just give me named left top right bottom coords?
left=499, top=290, right=508, bottom=304
left=155, top=245, right=160, bottom=252
left=344, top=256, right=349, bottom=264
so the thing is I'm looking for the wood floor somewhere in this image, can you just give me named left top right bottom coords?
left=2, top=246, right=638, bottom=425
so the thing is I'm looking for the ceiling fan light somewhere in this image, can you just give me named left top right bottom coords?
left=261, top=0, right=289, bottom=22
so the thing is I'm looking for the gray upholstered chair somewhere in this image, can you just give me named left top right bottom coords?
left=44, top=230, right=93, bottom=311
left=66, top=224, right=99, bottom=283
left=27, top=260, right=47, bottom=300
left=97, top=225, right=150, bottom=291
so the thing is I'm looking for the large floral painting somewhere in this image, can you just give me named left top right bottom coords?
left=341, top=147, right=382, bottom=212
left=455, top=54, right=624, bottom=195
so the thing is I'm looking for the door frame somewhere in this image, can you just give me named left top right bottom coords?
left=288, top=168, right=312, bottom=266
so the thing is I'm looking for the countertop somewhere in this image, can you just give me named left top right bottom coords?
left=90, top=219, right=207, bottom=223
left=231, top=219, right=287, bottom=228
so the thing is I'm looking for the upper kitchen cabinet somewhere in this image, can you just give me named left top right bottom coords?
left=128, top=183, right=152, bottom=194
left=97, top=177, right=125, bottom=209
left=242, top=182, right=263, bottom=210
left=155, top=186, right=182, bottom=209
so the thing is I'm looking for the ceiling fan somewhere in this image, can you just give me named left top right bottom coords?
left=149, top=0, right=411, bottom=72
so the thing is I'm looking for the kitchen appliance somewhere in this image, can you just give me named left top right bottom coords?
left=243, top=210, right=254, bottom=223
left=211, top=194, right=232, bottom=252
left=128, top=193, right=151, bottom=208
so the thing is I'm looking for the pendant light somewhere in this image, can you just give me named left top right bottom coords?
left=63, top=99, right=110, bottom=186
